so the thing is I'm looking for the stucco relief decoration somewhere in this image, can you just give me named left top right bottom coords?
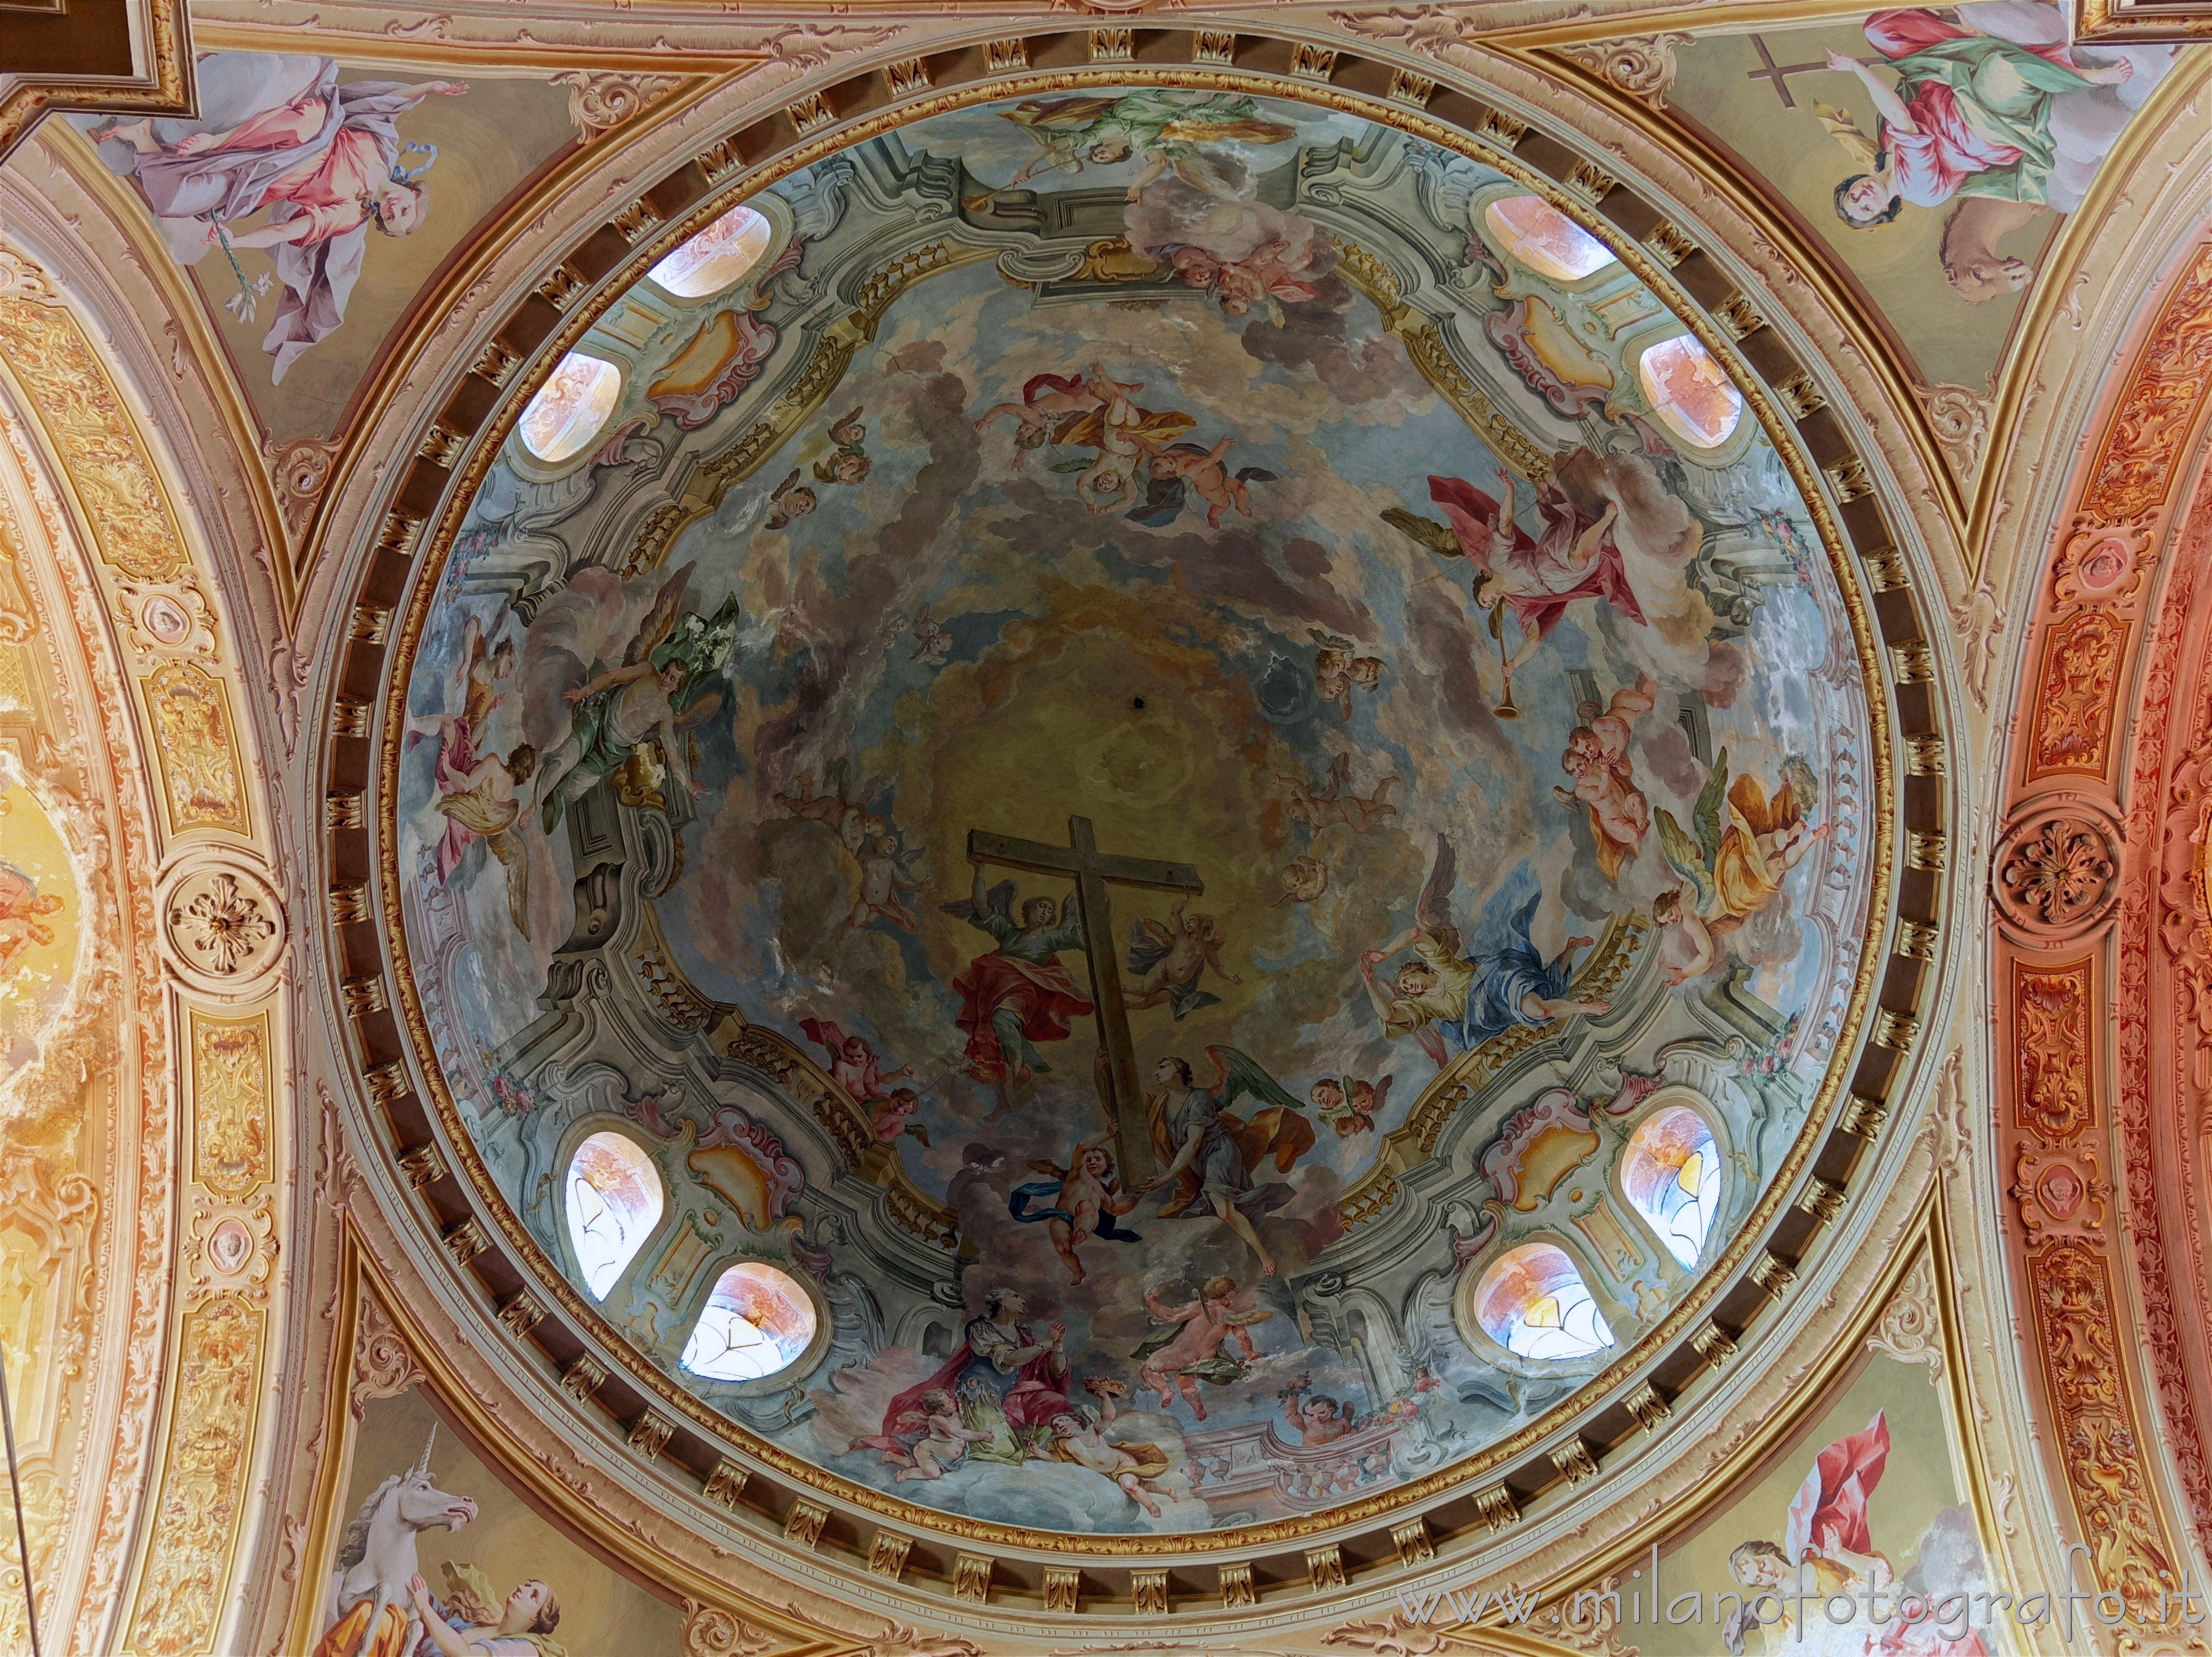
left=1559, top=35, right=1694, bottom=108
left=2010, top=1145, right=2110, bottom=1232
left=2050, top=516, right=2153, bottom=608
left=267, top=435, right=341, bottom=543
left=161, top=861, right=285, bottom=991
left=2024, top=1238, right=2181, bottom=1620
left=144, top=661, right=250, bottom=835
left=349, top=1293, right=428, bottom=1422
left=123, top=1293, right=265, bottom=1657
left=2027, top=607, right=2131, bottom=778
left=1918, top=384, right=1990, bottom=482
left=2013, top=959, right=2094, bottom=1142
left=1864, top=1257, right=1943, bottom=1382
left=556, top=71, right=685, bottom=142
left=2084, top=243, right=2212, bottom=524
left=1993, top=809, right=2121, bottom=939
left=0, top=296, right=187, bottom=584
left=190, top=1011, right=271, bottom=1193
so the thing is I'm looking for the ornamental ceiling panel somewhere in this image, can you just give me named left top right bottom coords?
left=352, top=60, right=1905, bottom=1573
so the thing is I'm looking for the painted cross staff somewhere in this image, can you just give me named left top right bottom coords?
left=968, top=815, right=1203, bottom=1185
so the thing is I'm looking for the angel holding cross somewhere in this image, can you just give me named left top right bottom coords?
left=944, top=866, right=1095, bottom=1106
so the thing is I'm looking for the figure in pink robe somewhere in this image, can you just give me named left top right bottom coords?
left=84, top=53, right=466, bottom=381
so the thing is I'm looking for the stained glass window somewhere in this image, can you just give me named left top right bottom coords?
left=649, top=203, right=775, bottom=300
left=1621, top=1106, right=1723, bottom=1269
left=1483, top=195, right=1619, bottom=283
left=1475, top=1242, right=1615, bottom=1361
left=518, top=352, right=621, bottom=464
left=564, top=1131, right=662, bottom=1299
left=1637, top=334, right=1745, bottom=449
left=681, top=1261, right=817, bottom=1382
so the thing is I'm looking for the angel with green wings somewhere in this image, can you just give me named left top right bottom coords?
left=979, top=90, right=1297, bottom=205
left=534, top=562, right=740, bottom=835
left=1652, top=749, right=1826, bottom=986
left=1141, top=1046, right=1314, bottom=1278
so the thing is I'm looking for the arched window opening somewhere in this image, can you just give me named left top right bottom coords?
left=564, top=1131, right=662, bottom=1299
left=519, top=352, right=621, bottom=464
left=680, top=1261, right=817, bottom=1382
left=649, top=203, right=775, bottom=299
left=1475, top=1242, right=1614, bottom=1361
left=1483, top=195, right=1619, bottom=283
left=1621, top=1106, right=1723, bottom=1269
left=1637, top=334, right=1745, bottom=449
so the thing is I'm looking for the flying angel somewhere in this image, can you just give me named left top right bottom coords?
left=1652, top=749, right=1826, bottom=985
left=535, top=562, right=738, bottom=833
left=1359, top=837, right=1609, bottom=1070
left=1142, top=1045, right=1315, bottom=1277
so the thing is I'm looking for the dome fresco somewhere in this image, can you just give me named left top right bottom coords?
left=398, top=89, right=1874, bottom=1537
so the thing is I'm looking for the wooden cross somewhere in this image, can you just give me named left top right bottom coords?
left=968, top=815, right=1203, bottom=1184
left=1744, top=34, right=1873, bottom=109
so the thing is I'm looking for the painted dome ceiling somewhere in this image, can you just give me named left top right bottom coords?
left=394, top=87, right=1876, bottom=1542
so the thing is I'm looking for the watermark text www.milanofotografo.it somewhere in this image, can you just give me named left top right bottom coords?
left=1393, top=1546, right=2212, bottom=1646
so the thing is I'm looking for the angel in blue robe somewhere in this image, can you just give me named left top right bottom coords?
left=1141, top=1046, right=1314, bottom=1278
left=1359, top=838, right=1612, bottom=1069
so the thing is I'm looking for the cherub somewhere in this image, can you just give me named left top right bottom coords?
left=764, top=467, right=817, bottom=531
left=885, top=1388, right=993, bottom=1482
left=908, top=607, right=952, bottom=665
left=1045, top=1380, right=1176, bottom=1518
left=1308, top=630, right=1386, bottom=720
left=843, top=832, right=926, bottom=937
left=1277, top=752, right=1400, bottom=834
left=534, top=563, right=738, bottom=834
left=1042, top=366, right=1197, bottom=514
left=1553, top=676, right=1657, bottom=882
left=800, top=1017, right=913, bottom=1106
left=1360, top=835, right=1609, bottom=1068
left=1131, top=1274, right=1274, bottom=1418
left=1309, top=1074, right=1392, bottom=1138
left=1275, top=855, right=1328, bottom=907
left=1653, top=750, right=1826, bottom=985
left=1281, top=1374, right=1357, bottom=1445
left=813, top=406, right=871, bottom=486
left=870, top=1088, right=927, bottom=1147
left=0, top=863, right=65, bottom=982
left=1009, top=1127, right=1141, bottom=1285
left=431, top=744, right=539, bottom=938
left=973, top=367, right=1109, bottom=468
left=1125, top=432, right=1276, bottom=529
left=1125, top=893, right=1242, bottom=1018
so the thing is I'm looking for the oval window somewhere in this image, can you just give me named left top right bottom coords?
left=564, top=1131, right=663, bottom=1299
left=681, top=1261, right=817, bottom=1382
left=1475, top=1242, right=1614, bottom=1361
left=649, top=203, right=775, bottom=300
left=518, top=352, right=622, bottom=465
left=1621, top=1106, right=1723, bottom=1269
left=1637, top=334, right=1744, bottom=449
left=1483, top=195, right=1618, bottom=283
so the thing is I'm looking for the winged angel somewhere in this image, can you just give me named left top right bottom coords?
left=1142, top=1046, right=1314, bottom=1278
left=1652, top=750, right=1825, bottom=985
left=1359, top=837, right=1609, bottom=1070
left=535, top=562, right=740, bottom=834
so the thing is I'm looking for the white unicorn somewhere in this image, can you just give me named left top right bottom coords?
left=319, top=1424, right=479, bottom=1657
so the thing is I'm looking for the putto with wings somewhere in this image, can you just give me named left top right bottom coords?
left=535, top=562, right=740, bottom=835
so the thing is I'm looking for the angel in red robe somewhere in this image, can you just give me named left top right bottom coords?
left=943, top=867, right=1094, bottom=1114
left=1383, top=469, right=1647, bottom=689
